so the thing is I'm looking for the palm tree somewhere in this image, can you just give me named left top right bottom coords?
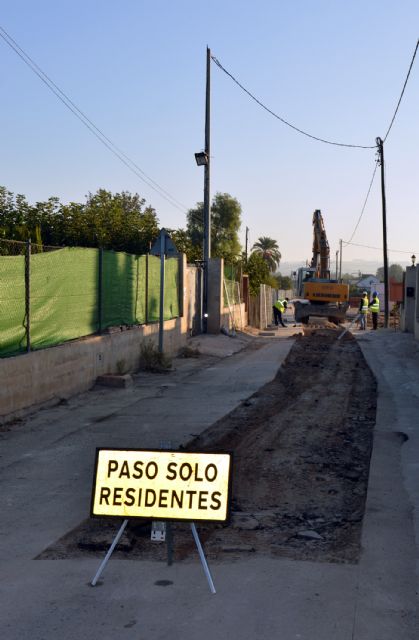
left=251, top=236, right=281, bottom=272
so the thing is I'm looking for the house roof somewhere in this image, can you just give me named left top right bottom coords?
left=356, top=274, right=380, bottom=286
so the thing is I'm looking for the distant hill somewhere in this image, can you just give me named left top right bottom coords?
left=278, top=259, right=410, bottom=278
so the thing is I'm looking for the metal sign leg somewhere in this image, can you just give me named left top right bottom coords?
left=166, top=522, right=173, bottom=566
left=91, top=519, right=129, bottom=586
left=338, top=314, right=361, bottom=341
left=190, top=523, right=216, bottom=594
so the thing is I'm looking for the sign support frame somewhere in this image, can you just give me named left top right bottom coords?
left=338, top=313, right=361, bottom=341
left=90, top=447, right=231, bottom=592
left=190, top=522, right=216, bottom=594
left=90, top=519, right=216, bottom=593
left=91, top=518, right=129, bottom=586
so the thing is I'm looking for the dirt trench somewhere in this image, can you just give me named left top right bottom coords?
left=42, top=328, right=376, bottom=565
left=179, top=327, right=376, bottom=563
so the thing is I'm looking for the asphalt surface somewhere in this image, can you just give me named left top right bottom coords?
left=0, top=323, right=418, bottom=640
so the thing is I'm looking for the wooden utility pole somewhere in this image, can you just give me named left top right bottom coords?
left=376, top=137, right=389, bottom=328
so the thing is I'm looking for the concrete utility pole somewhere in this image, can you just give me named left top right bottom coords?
left=335, top=249, right=339, bottom=281
left=245, top=226, right=249, bottom=262
left=376, top=137, right=389, bottom=328
left=339, top=239, right=343, bottom=282
left=203, top=46, right=211, bottom=333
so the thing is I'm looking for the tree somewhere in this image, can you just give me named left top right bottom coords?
left=251, top=236, right=281, bottom=272
left=0, top=186, right=160, bottom=255
left=274, top=273, right=293, bottom=290
left=186, top=192, right=242, bottom=263
left=376, top=264, right=404, bottom=283
left=245, top=252, right=273, bottom=296
left=165, top=228, right=202, bottom=263
left=211, top=192, right=242, bottom=262
left=80, top=190, right=159, bottom=253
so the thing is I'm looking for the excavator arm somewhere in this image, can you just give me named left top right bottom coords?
left=311, top=209, right=330, bottom=279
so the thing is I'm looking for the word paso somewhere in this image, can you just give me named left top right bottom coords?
left=91, top=449, right=232, bottom=522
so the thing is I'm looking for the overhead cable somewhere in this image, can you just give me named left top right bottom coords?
left=383, top=39, right=419, bottom=142
left=343, top=240, right=417, bottom=255
left=0, top=26, right=189, bottom=214
left=211, top=55, right=376, bottom=149
left=343, top=159, right=379, bottom=246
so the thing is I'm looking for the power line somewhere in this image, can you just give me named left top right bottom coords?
left=343, top=159, right=379, bottom=246
left=0, top=26, right=228, bottom=236
left=383, top=39, right=419, bottom=142
left=343, top=240, right=417, bottom=255
left=211, top=55, right=376, bottom=149
left=0, top=25, right=189, bottom=214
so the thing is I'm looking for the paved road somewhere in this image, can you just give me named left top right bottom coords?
left=0, top=328, right=418, bottom=639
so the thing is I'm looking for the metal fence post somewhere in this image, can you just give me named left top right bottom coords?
left=25, top=239, right=31, bottom=352
left=98, top=248, right=103, bottom=334
left=178, top=255, right=184, bottom=318
left=145, top=253, right=149, bottom=325
left=158, top=231, right=165, bottom=353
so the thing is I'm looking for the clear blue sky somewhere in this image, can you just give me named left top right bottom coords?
left=1, top=1, right=418, bottom=267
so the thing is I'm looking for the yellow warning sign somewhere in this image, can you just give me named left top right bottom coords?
left=91, top=449, right=232, bottom=522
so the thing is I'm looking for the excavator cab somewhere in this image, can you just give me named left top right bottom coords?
left=296, top=267, right=316, bottom=296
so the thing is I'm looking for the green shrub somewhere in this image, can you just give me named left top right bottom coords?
left=139, top=340, right=172, bottom=372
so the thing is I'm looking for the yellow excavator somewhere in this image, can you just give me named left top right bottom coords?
left=293, top=210, right=349, bottom=324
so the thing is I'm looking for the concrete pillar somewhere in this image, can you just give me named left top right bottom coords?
left=179, top=253, right=187, bottom=319
left=207, top=257, right=223, bottom=334
left=413, top=267, right=419, bottom=339
left=401, top=265, right=416, bottom=333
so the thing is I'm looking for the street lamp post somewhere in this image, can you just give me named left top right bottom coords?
left=195, top=46, right=211, bottom=333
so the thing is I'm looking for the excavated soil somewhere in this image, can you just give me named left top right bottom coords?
left=40, top=328, right=377, bottom=565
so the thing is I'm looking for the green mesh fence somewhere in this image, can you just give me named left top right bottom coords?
left=164, top=257, right=180, bottom=320
left=0, top=254, right=26, bottom=355
left=30, top=248, right=99, bottom=349
left=102, top=251, right=137, bottom=327
left=0, top=244, right=180, bottom=356
left=224, top=264, right=240, bottom=282
left=223, top=279, right=241, bottom=307
left=147, top=255, right=180, bottom=322
left=135, top=255, right=147, bottom=324
left=147, top=255, right=161, bottom=322
left=223, top=264, right=241, bottom=307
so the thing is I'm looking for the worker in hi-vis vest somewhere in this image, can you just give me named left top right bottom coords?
left=359, top=291, right=369, bottom=330
left=369, top=291, right=380, bottom=330
left=273, top=297, right=289, bottom=328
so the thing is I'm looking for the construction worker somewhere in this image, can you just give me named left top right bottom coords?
left=273, top=297, right=289, bottom=328
left=359, top=291, right=369, bottom=330
left=369, top=291, right=380, bottom=330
